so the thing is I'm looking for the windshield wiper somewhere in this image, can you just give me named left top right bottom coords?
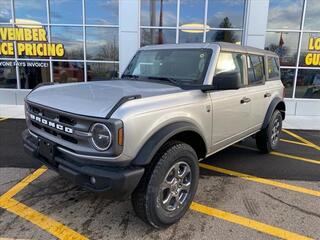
left=146, top=76, right=181, bottom=87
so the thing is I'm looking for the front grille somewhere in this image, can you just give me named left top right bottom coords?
left=27, top=103, right=79, bottom=144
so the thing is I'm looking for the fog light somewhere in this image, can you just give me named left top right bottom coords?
left=90, top=176, right=96, bottom=184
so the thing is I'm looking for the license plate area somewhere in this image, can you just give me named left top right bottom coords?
left=38, top=138, right=56, bottom=162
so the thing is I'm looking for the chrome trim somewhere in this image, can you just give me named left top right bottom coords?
left=74, top=130, right=93, bottom=137
left=56, top=146, right=119, bottom=161
left=29, top=130, right=38, bottom=139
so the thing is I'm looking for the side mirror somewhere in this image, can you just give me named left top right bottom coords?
left=213, top=71, right=242, bottom=90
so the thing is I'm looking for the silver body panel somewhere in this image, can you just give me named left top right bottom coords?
left=25, top=43, right=284, bottom=164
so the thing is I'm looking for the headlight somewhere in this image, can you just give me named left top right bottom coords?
left=90, top=123, right=112, bottom=151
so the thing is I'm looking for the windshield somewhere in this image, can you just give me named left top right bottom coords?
left=122, top=48, right=212, bottom=86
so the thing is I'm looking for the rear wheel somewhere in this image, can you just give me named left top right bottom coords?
left=256, top=110, right=282, bottom=153
left=131, top=141, right=199, bottom=228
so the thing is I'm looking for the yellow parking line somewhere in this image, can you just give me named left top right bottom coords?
left=0, top=167, right=48, bottom=201
left=271, top=151, right=320, bottom=165
left=0, top=167, right=88, bottom=240
left=190, top=202, right=312, bottom=240
left=199, top=163, right=320, bottom=197
left=233, top=144, right=320, bottom=165
left=0, top=117, right=8, bottom=122
left=282, top=129, right=320, bottom=151
left=0, top=198, right=88, bottom=240
left=280, top=139, right=311, bottom=147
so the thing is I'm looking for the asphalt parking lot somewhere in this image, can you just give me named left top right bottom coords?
left=0, top=118, right=319, bottom=240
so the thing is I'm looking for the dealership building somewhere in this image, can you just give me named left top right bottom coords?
left=0, top=0, right=319, bottom=125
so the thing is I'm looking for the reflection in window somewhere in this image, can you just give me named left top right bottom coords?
left=247, top=55, right=265, bottom=85
left=0, top=64, right=17, bottom=88
left=53, top=61, right=84, bottom=83
left=87, top=63, right=118, bottom=81
left=86, top=27, right=118, bottom=61
left=141, top=28, right=176, bottom=46
left=206, top=30, right=242, bottom=44
left=19, top=61, right=50, bottom=89
left=179, top=0, right=205, bottom=26
left=267, top=0, right=303, bottom=30
left=86, top=0, right=118, bottom=25
left=215, top=52, right=244, bottom=85
left=0, top=0, right=12, bottom=23
left=51, top=27, right=83, bottom=60
left=50, top=0, right=82, bottom=24
left=295, top=69, right=320, bottom=99
left=281, top=68, right=295, bottom=98
left=179, top=30, right=203, bottom=43
left=14, top=0, right=47, bottom=24
left=141, top=0, right=177, bottom=27
left=265, top=32, right=300, bottom=67
left=304, top=0, right=320, bottom=30
left=207, top=0, right=245, bottom=28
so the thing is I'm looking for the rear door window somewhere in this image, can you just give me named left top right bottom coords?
left=247, top=55, right=265, bottom=85
left=267, top=57, right=280, bottom=79
left=215, top=52, right=245, bottom=86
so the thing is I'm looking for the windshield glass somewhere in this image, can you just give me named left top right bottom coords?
left=123, top=48, right=213, bottom=86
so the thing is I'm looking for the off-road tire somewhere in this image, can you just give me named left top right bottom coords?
left=256, top=109, right=282, bottom=153
left=131, top=140, right=199, bottom=228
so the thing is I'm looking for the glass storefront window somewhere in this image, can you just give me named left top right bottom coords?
left=299, top=32, right=320, bottom=67
left=267, top=0, right=303, bottom=30
left=86, top=27, right=118, bottom=61
left=295, top=69, right=320, bottom=99
left=0, top=0, right=12, bottom=23
left=14, top=0, right=47, bottom=24
left=85, top=0, right=118, bottom=25
left=140, top=0, right=177, bottom=27
left=50, top=0, right=82, bottom=24
left=141, top=28, right=176, bottom=46
left=265, top=32, right=300, bottom=67
left=53, top=61, right=84, bottom=83
left=281, top=68, right=295, bottom=98
left=51, top=26, right=83, bottom=60
left=179, top=0, right=205, bottom=26
left=87, top=62, right=118, bottom=81
left=207, top=0, right=245, bottom=29
left=179, top=30, right=203, bottom=43
left=206, top=30, right=242, bottom=44
left=19, top=61, right=50, bottom=89
left=304, top=0, right=320, bottom=30
left=0, top=64, right=17, bottom=88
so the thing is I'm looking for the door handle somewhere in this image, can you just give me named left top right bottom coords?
left=264, top=92, right=271, bottom=98
left=240, top=97, right=251, bottom=104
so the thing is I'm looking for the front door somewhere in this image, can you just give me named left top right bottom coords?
left=210, top=52, right=252, bottom=152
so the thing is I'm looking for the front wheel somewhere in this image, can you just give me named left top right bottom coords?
left=131, top=141, right=199, bottom=228
left=256, top=109, right=283, bottom=153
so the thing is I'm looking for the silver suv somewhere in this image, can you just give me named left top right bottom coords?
left=23, top=42, right=285, bottom=228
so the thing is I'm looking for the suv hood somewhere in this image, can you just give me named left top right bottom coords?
left=26, top=80, right=182, bottom=118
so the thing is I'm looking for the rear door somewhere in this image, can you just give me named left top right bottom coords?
left=245, top=54, right=269, bottom=130
left=210, top=52, right=252, bottom=151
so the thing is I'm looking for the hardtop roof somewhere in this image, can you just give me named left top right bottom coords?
left=140, top=42, right=278, bottom=57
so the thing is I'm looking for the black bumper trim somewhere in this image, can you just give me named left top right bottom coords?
left=22, top=129, right=144, bottom=198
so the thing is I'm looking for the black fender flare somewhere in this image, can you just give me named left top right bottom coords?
left=262, top=97, right=286, bottom=129
left=132, top=121, right=206, bottom=166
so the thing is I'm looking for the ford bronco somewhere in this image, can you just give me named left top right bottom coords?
left=23, top=42, right=285, bottom=228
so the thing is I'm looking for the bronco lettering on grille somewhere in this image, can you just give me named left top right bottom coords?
left=30, top=113, right=73, bottom=134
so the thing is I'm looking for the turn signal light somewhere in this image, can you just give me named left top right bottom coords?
left=118, top=128, right=124, bottom=146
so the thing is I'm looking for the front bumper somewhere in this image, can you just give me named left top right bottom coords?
left=22, top=129, right=144, bottom=198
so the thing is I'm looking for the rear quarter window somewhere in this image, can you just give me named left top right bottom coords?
left=267, top=57, right=280, bottom=80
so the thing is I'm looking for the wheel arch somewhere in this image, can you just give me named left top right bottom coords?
left=132, top=121, right=207, bottom=166
left=262, top=97, right=286, bottom=129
